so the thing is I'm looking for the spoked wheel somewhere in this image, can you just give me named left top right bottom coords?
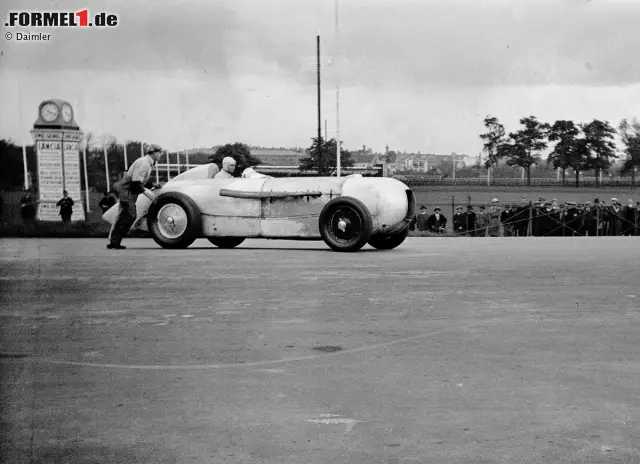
left=147, top=192, right=202, bottom=249
left=319, top=197, right=373, bottom=252
left=368, top=227, right=409, bottom=250
left=207, top=237, right=246, bottom=249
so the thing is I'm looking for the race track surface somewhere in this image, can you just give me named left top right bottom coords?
left=1, top=237, right=639, bottom=464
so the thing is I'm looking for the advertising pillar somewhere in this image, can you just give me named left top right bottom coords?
left=31, top=99, right=86, bottom=221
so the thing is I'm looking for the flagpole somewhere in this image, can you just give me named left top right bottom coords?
left=123, top=141, right=128, bottom=170
left=16, top=79, right=29, bottom=189
left=83, top=140, right=91, bottom=211
left=103, top=138, right=110, bottom=193
left=335, top=0, right=341, bottom=177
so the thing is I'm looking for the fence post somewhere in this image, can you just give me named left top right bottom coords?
left=528, top=202, right=533, bottom=236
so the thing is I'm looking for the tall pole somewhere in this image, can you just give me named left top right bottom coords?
left=16, top=78, right=29, bottom=189
left=325, top=119, right=328, bottom=141
left=317, top=35, right=322, bottom=174
left=335, top=0, right=341, bottom=177
left=452, top=153, right=456, bottom=181
left=82, top=140, right=91, bottom=211
left=123, top=141, right=128, bottom=170
left=103, top=138, right=110, bottom=193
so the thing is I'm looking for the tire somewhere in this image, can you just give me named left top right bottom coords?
left=147, top=192, right=202, bottom=249
left=368, top=228, right=409, bottom=250
left=207, top=237, right=246, bottom=249
left=319, top=197, right=373, bottom=252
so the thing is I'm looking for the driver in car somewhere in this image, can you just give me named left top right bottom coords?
left=214, top=157, right=236, bottom=179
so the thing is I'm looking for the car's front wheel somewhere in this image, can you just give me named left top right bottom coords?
left=368, top=228, right=409, bottom=250
left=207, top=237, right=246, bottom=249
left=319, top=197, right=373, bottom=252
left=147, top=192, right=202, bottom=249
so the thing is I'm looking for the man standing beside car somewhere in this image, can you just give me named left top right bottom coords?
left=107, top=144, right=164, bottom=250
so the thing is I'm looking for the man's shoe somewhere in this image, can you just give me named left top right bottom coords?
left=106, top=244, right=127, bottom=249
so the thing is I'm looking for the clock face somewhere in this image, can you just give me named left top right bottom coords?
left=61, top=104, right=73, bottom=123
left=40, top=102, right=59, bottom=122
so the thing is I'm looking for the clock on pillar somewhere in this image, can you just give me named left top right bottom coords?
left=31, top=99, right=86, bottom=221
left=34, top=99, right=80, bottom=130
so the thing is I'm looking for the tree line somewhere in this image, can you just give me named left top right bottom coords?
left=480, top=115, right=640, bottom=187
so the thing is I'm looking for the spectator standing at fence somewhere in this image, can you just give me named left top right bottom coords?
left=623, top=199, right=636, bottom=236
left=99, top=191, right=117, bottom=214
left=563, top=202, right=580, bottom=236
left=531, top=197, right=545, bottom=236
left=511, top=199, right=529, bottom=236
left=20, top=189, right=36, bottom=230
left=499, top=204, right=511, bottom=236
left=475, top=205, right=488, bottom=237
left=415, top=205, right=429, bottom=232
left=608, top=199, right=624, bottom=236
left=486, top=199, right=501, bottom=237
left=581, top=201, right=597, bottom=236
left=464, top=205, right=476, bottom=237
left=427, top=207, right=447, bottom=234
left=453, top=206, right=466, bottom=235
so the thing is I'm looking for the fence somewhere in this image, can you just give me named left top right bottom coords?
left=402, top=177, right=640, bottom=188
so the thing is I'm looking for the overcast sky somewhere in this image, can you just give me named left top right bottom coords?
left=1, top=0, right=640, bottom=156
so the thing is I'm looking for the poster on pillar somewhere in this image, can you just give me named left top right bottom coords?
left=62, top=133, right=85, bottom=221
left=32, top=129, right=86, bottom=221
left=35, top=136, right=64, bottom=221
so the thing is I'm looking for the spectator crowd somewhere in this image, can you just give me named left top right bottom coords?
left=411, top=197, right=640, bottom=237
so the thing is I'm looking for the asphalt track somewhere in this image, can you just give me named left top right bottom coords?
left=1, top=237, right=639, bottom=464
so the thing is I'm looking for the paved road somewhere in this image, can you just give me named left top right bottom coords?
left=1, top=237, right=639, bottom=463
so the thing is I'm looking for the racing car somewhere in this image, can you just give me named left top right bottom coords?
left=103, top=164, right=416, bottom=252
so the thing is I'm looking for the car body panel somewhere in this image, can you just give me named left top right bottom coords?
left=103, top=163, right=414, bottom=240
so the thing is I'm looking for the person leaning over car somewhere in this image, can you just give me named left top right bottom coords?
left=107, top=144, right=164, bottom=250
left=214, top=157, right=236, bottom=179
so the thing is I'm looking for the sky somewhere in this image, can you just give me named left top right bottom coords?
left=1, top=0, right=640, bottom=157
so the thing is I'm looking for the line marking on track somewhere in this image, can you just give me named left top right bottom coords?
left=1, top=324, right=476, bottom=371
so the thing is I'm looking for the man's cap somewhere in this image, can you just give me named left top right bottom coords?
left=538, top=196, right=546, bottom=201
left=467, top=205, right=474, bottom=210
left=544, top=202, right=552, bottom=207
left=491, top=198, right=499, bottom=203
left=420, top=205, right=427, bottom=210
left=585, top=201, right=592, bottom=205
left=479, top=205, right=486, bottom=209
left=146, top=144, right=162, bottom=154
left=611, top=197, right=618, bottom=203
left=456, top=206, right=463, bottom=210
left=434, top=206, right=441, bottom=211
left=565, top=201, right=576, bottom=206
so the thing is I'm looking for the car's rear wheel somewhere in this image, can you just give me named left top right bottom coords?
left=319, top=197, right=373, bottom=252
left=368, top=228, right=409, bottom=250
left=207, top=237, right=246, bottom=249
left=147, top=192, right=202, bottom=249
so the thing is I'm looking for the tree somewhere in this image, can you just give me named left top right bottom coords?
left=581, top=119, right=617, bottom=187
left=502, top=116, right=550, bottom=186
left=618, top=118, right=640, bottom=187
left=547, top=120, right=585, bottom=186
left=299, top=137, right=354, bottom=175
left=208, top=142, right=262, bottom=176
left=479, top=115, right=507, bottom=173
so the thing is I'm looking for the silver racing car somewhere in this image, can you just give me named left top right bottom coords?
left=103, top=164, right=416, bottom=252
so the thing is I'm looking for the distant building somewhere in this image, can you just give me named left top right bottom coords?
left=250, top=148, right=306, bottom=166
